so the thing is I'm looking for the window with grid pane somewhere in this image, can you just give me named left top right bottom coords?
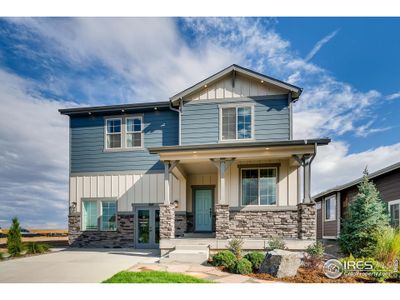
left=83, top=201, right=98, bottom=230
left=106, top=119, right=121, bottom=148
left=241, top=168, right=276, bottom=206
left=221, top=106, right=252, bottom=140
left=101, top=201, right=117, bottom=231
left=126, top=117, right=143, bottom=148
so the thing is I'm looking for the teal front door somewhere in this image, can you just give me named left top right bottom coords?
left=194, top=189, right=213, bottom=232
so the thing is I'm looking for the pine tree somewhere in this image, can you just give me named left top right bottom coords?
left=339, top=169, right=390, bottom=257
left=7, top=217, right=23, bottom=256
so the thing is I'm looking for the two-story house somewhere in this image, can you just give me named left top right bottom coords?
left=59, top=64, right=330, bottom=256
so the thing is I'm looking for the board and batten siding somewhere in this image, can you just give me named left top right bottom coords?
left=181, top=96, right=290, bottom=145
left=70, top=173, right=186, bottom=212
left=70, top=110, right=179, bottom=173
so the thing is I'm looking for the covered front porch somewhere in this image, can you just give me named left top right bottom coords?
left=149, top=139, right=329, bottom=252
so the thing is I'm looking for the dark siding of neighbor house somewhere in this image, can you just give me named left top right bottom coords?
left=315, top=166, right=400, bottom=239
left=317, top=206, right=322, bottom=239
left=181, top=95, right=290, bottom=145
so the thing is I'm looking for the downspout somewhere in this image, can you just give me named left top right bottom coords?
left=169, top=98, right=182, bottom=145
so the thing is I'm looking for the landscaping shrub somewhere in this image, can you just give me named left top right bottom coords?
left=339, top=170, right=389, bottom=257
left=7, top=217, right=23, bottom=256
left=268, top=237, right=287, bottom=250
left=0, top=252, right=3, bottom=260
left=230, top=258, right=253, bottom=274
left=304, top=241, right=325, bottom=269
left=211, top=250, right=237, bottom=269
left=25, top=242, right=50, bottom=254
left=228, top=238, right=244, bottom=258
left=243, top=251, right=265, bottom=271
left=373, top=227, right=400, bottom=266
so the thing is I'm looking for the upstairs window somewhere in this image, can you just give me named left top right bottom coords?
left=241, top=167, right=277, bottom=206
left=106, top=118, right=122, bottom=149
left=325, top=196, right=336, bottom=221
left=220, top=105, right=253, bottom=141
left=126, top=117, right=143, bottom=148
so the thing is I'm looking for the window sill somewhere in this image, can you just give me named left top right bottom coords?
left=81, top=230, right=117, bottom=232
left=103, top=147, right=145, bottom=153
left=324, top=219, right=336, bottom=222
left=218, top=138, right=256, bottom=143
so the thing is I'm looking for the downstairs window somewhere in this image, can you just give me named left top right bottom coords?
left=241, top=167, right=277, bottom=206
left=82, top=199, right=117, bottom=231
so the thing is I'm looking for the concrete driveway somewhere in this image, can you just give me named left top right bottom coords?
left=0, top=248, right=159, bottom=283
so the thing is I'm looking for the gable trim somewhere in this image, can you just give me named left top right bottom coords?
left=169, top=64, right=302, bottom=104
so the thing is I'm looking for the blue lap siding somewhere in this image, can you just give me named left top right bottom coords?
left=70, top=110, right=179, bottom=173
left=181, top=95, right=290, bottom=145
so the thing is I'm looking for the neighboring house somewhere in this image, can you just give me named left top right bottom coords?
left=59, top=64, right=330, bottom=253
left=313, top=162, right=400, bottom=240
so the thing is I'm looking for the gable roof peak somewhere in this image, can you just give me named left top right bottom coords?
left=170, top=64, right=302, bottom=104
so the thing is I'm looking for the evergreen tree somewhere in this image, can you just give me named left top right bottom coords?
left=7, top=217, right=23, bottom=256
left=338, top=169, right=389, bottom=257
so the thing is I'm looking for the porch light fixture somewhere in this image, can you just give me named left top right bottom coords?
left=173, top=200, right=179, bottom=208
left=265, top=147, right=270, bottom=150
left=204, top=84, right=207, bottom=88
left=88, top=112, right=92, bottom=115
left=261, top=80, right=264, bottom=83
left=121, top=109, right=125, bottom=113
left=193, top=151, right=197, bottom=154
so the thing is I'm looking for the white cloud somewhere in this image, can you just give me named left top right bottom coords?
left=313, top=141, right=400, bottom=195
left=304, top=29, right=339, bottom=62
left=0, top=69, right=74, bottom=228
left=386, top=91, right=400, bottom=100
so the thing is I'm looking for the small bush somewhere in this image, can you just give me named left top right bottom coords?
left=304, top=241, right=325, bottom=269
left=25, top=243, right=50, bottom=254
left=7, top=217, right=23, bottom=256
left=212, top=250, right=237, bottom=269
left=230, top=258, right=253, bottom=274
left=244, top=252, right=265, bottom=271
left=373, top=227, right=400, bottom=266
left=228, top=238, right=244, bottom=258
left=268, top=237, right=287, bottom=250
left=0, top=252, right=3, bottom=260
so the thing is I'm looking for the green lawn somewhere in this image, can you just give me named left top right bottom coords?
left=102, top=271, right=213, bottom=283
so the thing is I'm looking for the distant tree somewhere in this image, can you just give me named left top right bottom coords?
left=339, top=168, right=390, bottom=257
left=7, top=217, right=24, bottom=256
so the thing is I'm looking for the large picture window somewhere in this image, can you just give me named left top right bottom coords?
left=82, top=199, right=117, bottom=231
left=241, top=167, right=277, bottom=206
left=105, top=118, right=122, bottom=149
left=126, top=117, right=143, bottom=148
left=325, top=196, right=336, bottom=221
left=221, top=105, right=253, bottom=141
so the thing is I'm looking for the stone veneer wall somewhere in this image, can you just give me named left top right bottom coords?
left=297, top=203, right=316, bottom=239
left=215, top=203, right=316, bottom=240
left=68, top=213, right=134, bottom=247
left=159, top=204, right=175, bottom=239
left=175, top=212, right=187, bottom=237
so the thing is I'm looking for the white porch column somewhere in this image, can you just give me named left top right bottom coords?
left=219, top=160, right=225, bottom=205
left=164, top=161, right=170, bottom=205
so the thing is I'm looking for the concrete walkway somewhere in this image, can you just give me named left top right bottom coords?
left=129, top=262, right=272, bottom=283
left=0, top=248, right=159, bottom=283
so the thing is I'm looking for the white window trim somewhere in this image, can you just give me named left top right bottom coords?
left=81, top=198, right=118, bottom=232
left=104, top=115, right=144, bottom=151
left=324, top=195, right=336, bottom=221
left=388, top=199, right=400, bottom=227
left=125, top=116, right=144, bottom=149
left=104, top=117, right=122, bottom=150
left=218, top=103, right=255, bottom=142
left=240, top=167, right=278, bottom=207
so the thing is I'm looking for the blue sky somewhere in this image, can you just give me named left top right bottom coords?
left=0, top=17, right=399, bottom=228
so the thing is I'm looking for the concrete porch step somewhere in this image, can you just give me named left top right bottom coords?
left=160, top=245, right=210, bottom=264
left=183, top=232, right=216, bottom=238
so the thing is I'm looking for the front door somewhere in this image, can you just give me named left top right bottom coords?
left=135, top=206, right=160, bottom=248
left=194, top=189, right=213, bottom=232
